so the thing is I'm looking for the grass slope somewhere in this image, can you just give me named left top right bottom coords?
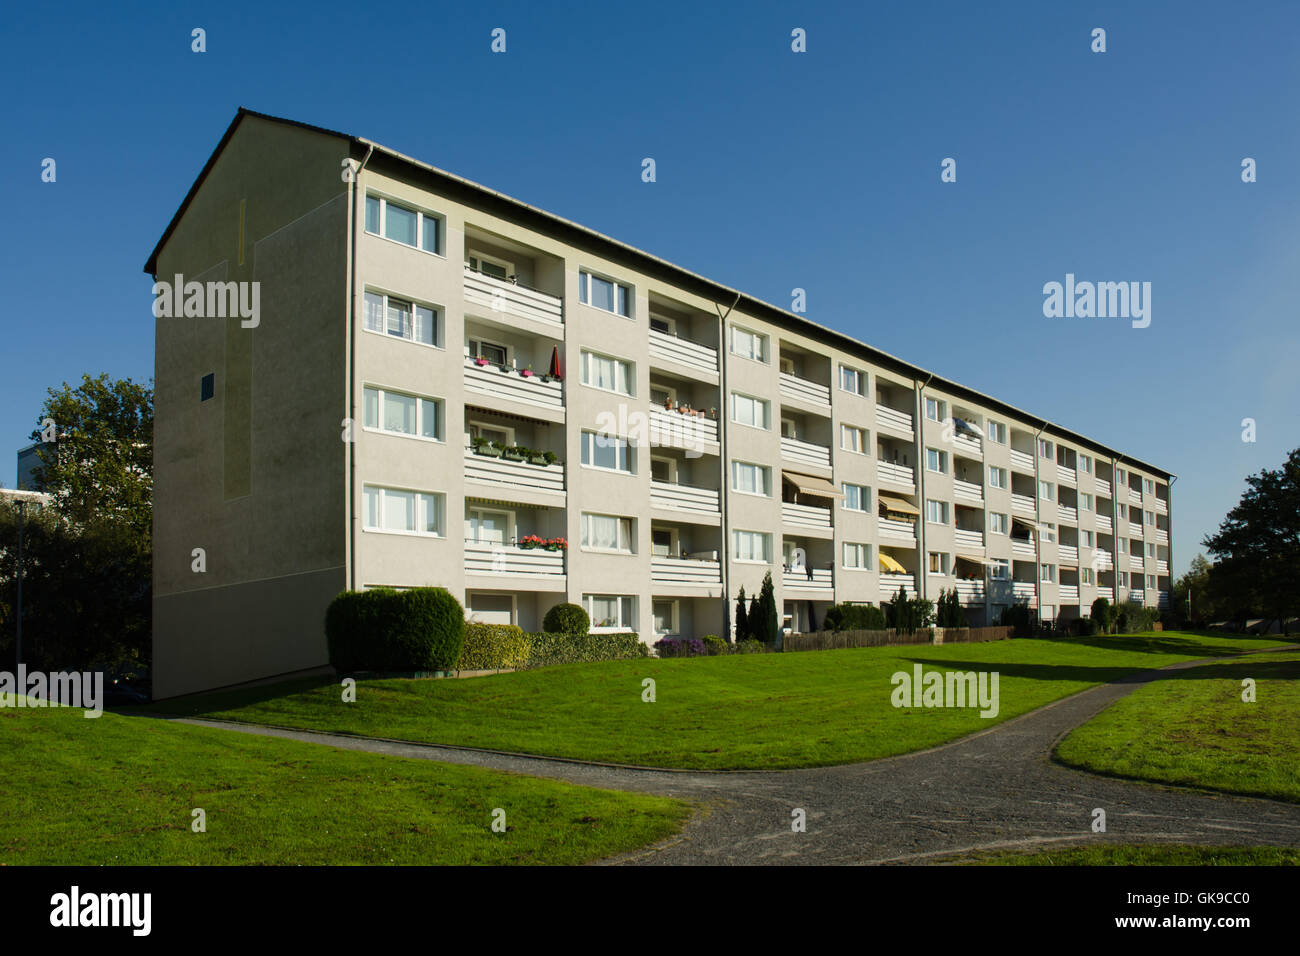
left=0, top=706, right=688, bottom=865
left=1056, top=650, right=1300, bottom=803
left=147, top=632, right=1286, bottom=771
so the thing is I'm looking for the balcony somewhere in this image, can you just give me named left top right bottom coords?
left=463, top=447, right=565, bottom=497
left=1129, top=555, right=1144, bottom=571
left=1156, top=559, right=1169, bottom=574
left=1009, top=449, right=1034, bottom=473
left=464, top=541, right=565, bottom=580
left=1057, top=504, right=1078, bottom=524
left=953, top=433, right=981, bottom=458
left=1058, top=585, right=1080, bottom=603
left=1011, top=581, right=1037, bottom=604
left=782, top=501, right=833, bottom=532
left=1095, top=514, right=1113, bottom=534
left=1128, top=487, right=1143, bottom=505
left=1094, top=551, right=1113, bottom=569
left=463, top=265, right=563, bottom=330
left=1055, top=464, right=1076, bottom=485
left=878, top=516, right=918, bottom=542
left=649, top=406, right=719, bottom=449
left=876, top=460, right=915, bottom=488
left=1130, top=588, right=1146, bottom=603
left=651, top=555, right=721, bottom=588
left=1129, top=521, right=1143, bottom=538
left=1096, top=586, right=1114, bottom=603
left=780, top=436, right=832, bottom=471
left=1011, top=538, right=1036, bottom=559
left=875, top=403, right=914, bottom=437
left=1011, top=493, right=1036, bottom=518
left=650, top=480, right=720, bottom=516
left=1058, top=545, right=1079, bottom=565
left=1154, top=498, right=1168, bottom=515
left=783, top=567, right=834, bottom=594
left=779, top=372, right=831, bottom=407
left=953, top=479, right=984, bottom=505
left=954, top=579, right=985, bottom=604
left=954, top=528, right=984, bottom=550
left=464, top=358, right=564, bottom=413
left=1156, top=528, right=1169, bottom=545
left=880, top=573, right=916, bottom=600
left=1158, top=590, right=1169, bottom=609
left=648, top=328, right=717, bottom=376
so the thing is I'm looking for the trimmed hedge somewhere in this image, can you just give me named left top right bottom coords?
left=524, top=632, right=647, bottom=668
left=326, top=588, right=464, bottom=673
left=456, top=623, right=531, bottom=671
left=542, top=603, right=590, bottom=636
left=823, top=603, right=887, bottom=631
left=702, top=634, right=728, bottom=656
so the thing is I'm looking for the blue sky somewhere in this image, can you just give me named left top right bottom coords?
left=3, top=0, right=1297, bottom=575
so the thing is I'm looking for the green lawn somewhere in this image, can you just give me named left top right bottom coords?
left=956, top=844, right=1300, bottom=866
left=145, top=631, right=1287, bottom=771
left=0, top=705, right=689, bottom=865
left=1056, top=650, right=1300, bottom=803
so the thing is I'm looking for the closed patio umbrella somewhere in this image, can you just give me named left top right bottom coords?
left=549, top=346, right=564, bottom=379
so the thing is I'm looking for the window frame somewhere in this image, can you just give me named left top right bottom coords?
left=364, top=193, right=445, bottom=256
left=362, top=384, right=444, bottom=443
left=361, top=484, right=445, bottom=537
left=578, top=269, right=633, bottom=318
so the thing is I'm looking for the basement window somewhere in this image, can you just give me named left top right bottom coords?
left=200, top=373, right=214, bottom=402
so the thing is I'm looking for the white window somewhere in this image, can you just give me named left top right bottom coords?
left=989, top=513, right=1009, bottom=535
left=362, top=485, right=444, bottom=536
left=1081, top=530, right=1095, bottom=548
left=1039, top=480, right=1055, bottom=501
left=839, top=365, right=866, bottom=396
left=843, top=542, right=871, bottom=570
left=925, top=447, right=948, bottom=474
left=1040, top=563, right=1056, bottom=583
left=988, top=466, right=1007, bottom=489
left=1038, top=438, right=1054, bottom=459
left=1042, top=523, right=1058, bottom=544
left=1144, top=478, right=1155, bottom=494
left=990, top=558, right=1010, bottom=581
left=1146, top=542, right=1156, bottom=557
left=1081, top=568, right=1095, bottom=586
left=1145, top=510, right=1155, bottom=525
left=1120, top=537, right=1129, bottom=553
left=1079, top=454, right=1093, bottom=474
left=840, top=424, right=867, bottom=454
left=650, top=457, right=674, bottom=483
left=652, top=599, right=677, bottom=636
left=925, top=499, right=949, bottom=524
left=584, top=594, right=636, bottom=631
left=580, top=431, right=634, bottom=473
left=1118, top=504, right=1128, bottom=520
left=986, top=420, right=1007, bottom=444
left=1119, top=571, right=1129, bottom=588
left=579, top=270, right=631, bottom=317
left=364, top=290, right=439, bottom=346
left=842, top=483, right=871, bottom=512
left=1147, top=574, right=1156, bottom=589
left=730, top=392, right=770, bottom=430
left=363, top=386, right=442, bottom=441
left=1079, top=493, right=1093, bottom=511
left=928, top=552, right=951, bottom=575
left=466, top=250, right=512, bottom=280
left=1116, top=468, right=1127, bottom=484
left=925, top=397, right=947, bottom=422
left=730, top=326, right=769, bottom=362
left=649, top=314, right=676, bottom=335
left=467, top=337, right=507, bottom=366
left=580, top=350, right=633, bottom=395
left=731, top=461, right=770, bottom=496
left=466, top=507, right=511, bottom=546
left=365, top=194, right=443, bottom=254
left=732, top=529, right=772, bottom=563
left=581, top=513, right=633, bottom=553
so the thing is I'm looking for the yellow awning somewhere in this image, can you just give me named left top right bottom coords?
left=878, top=494, right=920, bottom=516
left=956, top=553, right=997, bottom=566
left=879, top=552, right=908, bottom=573
left=782, top=471, right=842, bottom=498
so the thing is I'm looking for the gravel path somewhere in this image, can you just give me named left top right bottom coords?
left=168, top=646, right=1300, bottom=865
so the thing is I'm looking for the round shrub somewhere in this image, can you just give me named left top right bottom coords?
left=702, top=634, right=728, bottom=656
left=457, top=623, right=531, bottom=671
left=542, top=602, right=590, bottom=636
left=325, top=587, right=464, bottom=673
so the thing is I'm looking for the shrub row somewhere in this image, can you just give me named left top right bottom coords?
left=822, top=603, right=887, bottom=631
left=524, top=631, right=647, bottom=668
left=456, top=623, right=531, bottom=671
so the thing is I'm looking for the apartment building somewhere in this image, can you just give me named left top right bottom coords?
left=145, top=109, right=1173, bottom=698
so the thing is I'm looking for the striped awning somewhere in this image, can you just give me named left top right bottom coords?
left=782, top=471, right=842, bottom=498
left=878, top=494, right=920, bottom=516
left=879, top=552, right=908, bottom=573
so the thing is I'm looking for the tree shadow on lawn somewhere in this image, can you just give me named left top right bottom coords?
left=1053, top=632, right=1292, bottom=657
left=126, top=675, right=343, bottom=718
left=896, top=651, right=1299, bottom=688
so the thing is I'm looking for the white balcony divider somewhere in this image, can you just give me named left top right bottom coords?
left=874, top=403, right=913, bottom=435
left=953, top=478, right=984, bottom=504
left=782, top=500, right=833, bottom=530
left=464, top=358, right=564, bottom=411
left=876, top=460, right=915, bottom=487
left=463, top=448, right=565, bottom=494
left=878, top=516, right=918, bottom=541
left=954, top=580, right=984, bottom=603
left=779, top=371, right=831, bottom=406
left=649, top=405, right=719, bottom=447
left=1058, top=585, right=1080, bottom=602
left=1009, top=448, right=1034, bottom=472
left=780, top=436, right=831, bottom=469
left=1057, top=505, right=1078, bottom=524
left=650, top=480, right=720, bottom=515
left=879, top=573, right=915, bottom=600
left=648, top=328, right=717, bottom=374
left=650, top=555, right=721, bottom=585
left=463, top=265, right=563, bottom=328
left=783, top=568, right=834, bottom=592
left=954, top=528, right=984, bottom=549
left=464, top=541, right=565, bottom=577
left=1011, top=493, right=1036, bottom=517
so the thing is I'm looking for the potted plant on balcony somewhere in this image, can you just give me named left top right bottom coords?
left=664, top=397, right=675, bottom=411
left=472, top=437, right=503, bottom=458
left=543, top=537, right=568, bottom=552
left=520, top=366, right=535, bottom=378
left=473, top=355, right=490, bottom=368
left=502, top=444, right=526, bottom=462
left=542, top=450, right=558, bottom=466
left=528, top=449, right=550, bottom=466
left=519, top=534, right=545, bottom=550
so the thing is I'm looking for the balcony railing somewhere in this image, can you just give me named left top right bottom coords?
left=782, top=501, right=833, bottom=531
left=1096, top=586, right=1114, bottom=603
left=1156, top=559, right=1169, bottom=574
left=1058, top=584, right=1080, bottom=602
left=1011, top=493, right=1036, bottom=517
left=463, top=447, right=565, bottom=495
left=954, top=528, right=984, bottom=550
left=650, top=555, right=721, bottom=586
left=1129, top=555, right=1145, bottom=571
left=780, top=436, right=831, bottom=470
left=1129, top=521, right=1144, bottom=538
left=1011, top=581, right=1037, bottom=604
left=1155, top=529, right=1169, bottom=545
left=953, top=433, right=982, bottom=458
left=464, top=358, right=564, bottom=411
left=779, top=372, right=831, bottom=406
left=648, top=406, right=719, bottom=448
left=875, top=403, right=914, bottom=436
left=783, top=567, right=834, bottom=593
left=1158, top=590, right=1169, bottom=609
left=650, top=480, right=720, bottom=515
left=1058, top=545, right=1079, bottom=565
left=463, top=265, right=563, bottom=329
left=649, top=328, right=717, bottom=375
left=1128, top=487, right=1143, bottom=505
left=1095, top=514, right=1113, bottom=533
left=954, top=579, right=985, bottom=604
left=1154, top=498, right=1168, bottom=515
left=464, top=541, right=565, bottom=577
left=876, top=460, right=915, bottom=487
left=1011, top=538, right=1037, bottom=559
left=1093, top=551, right=1113, bottom=569
left=1009, top=449, right=1034, bottom=473
left=880, top=573, right=916, bottom=600
left=1130, top=588, right=1146, bottom=603
left=1055, top=464, right=1077, bottom=485
left=953, top=478, right=984, bottom=504
left=878, top=516, right=917, bottom=541
left=1057, top=505, right=1078, bottom=524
